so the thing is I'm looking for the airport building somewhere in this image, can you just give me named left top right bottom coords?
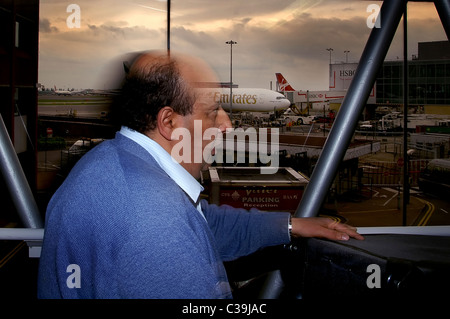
left=325, top=41, right=450, bottom=116
left=376, top=41, right=450, bottom=114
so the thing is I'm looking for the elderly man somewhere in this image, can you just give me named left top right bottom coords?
left=37, top=51, right=363, bottom=299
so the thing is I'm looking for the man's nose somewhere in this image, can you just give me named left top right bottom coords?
left=216, top=106, right=232, bottom=133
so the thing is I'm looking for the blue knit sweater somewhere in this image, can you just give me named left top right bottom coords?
left=37, top=133, right=291, bottom=299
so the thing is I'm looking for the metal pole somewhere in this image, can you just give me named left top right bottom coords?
left=230, top=41, right=233, bottom=120
left=295, top=0, right=406, bottom=218
left=226, top=40, right=237, bottom=123
left=167, top=0, right=171, bottom=55
left=0, top=114, right=43, bottom=228
left=402, top=5, right=410, bottom=226
left=435, top=0, right=450, bottom=40
left=0, top=228, right=44, bottom=241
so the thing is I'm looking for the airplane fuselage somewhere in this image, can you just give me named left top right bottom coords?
left=199, top=88, right=290, bottom=113
left=55, top=92, right=72, bottom=95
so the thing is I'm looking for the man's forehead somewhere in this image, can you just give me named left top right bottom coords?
left=178, top=60, right=218, bottom=86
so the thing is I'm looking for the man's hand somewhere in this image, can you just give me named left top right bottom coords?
left=291, top=217, right=364, bottom=241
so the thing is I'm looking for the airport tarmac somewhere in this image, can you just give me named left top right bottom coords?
left=321, top=186, right=427, bottom=227
left=38, top=95, right=112, bottom=118
left=35, top=148, right=432, bottom=229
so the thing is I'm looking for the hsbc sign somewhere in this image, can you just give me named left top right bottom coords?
left=339, top=69, right=356, bottom=77
left=330, top=63, right=358, bottom=91
left=329, top=62, right=376, bottom=103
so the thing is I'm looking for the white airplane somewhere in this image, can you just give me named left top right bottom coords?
left=53, top=86, right=88, bottom=96
left=199, top=88, right=291, bottom=113
left=54, top=86, right=72, bottom=95
left=276, top=73, right=347, bottom=102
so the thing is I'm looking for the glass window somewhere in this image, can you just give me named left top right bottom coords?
left=392, top=65, right=401, bottom=79
left=419, top=65, right=427, bottom=77
left=409, top=64, right=417, bottom=78
left=426, top=84, right=436, bottom=102
left=445, top=84, right=450, bottom=99
left=427, top=64, right=435, bottom=77
left=35, top=0, right=449, bottom=232
left=436, top=64, right=445, bottom=77
left=384, top=65, right=392, bottom=78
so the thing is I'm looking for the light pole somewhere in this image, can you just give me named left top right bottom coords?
left=344, top=50, right=350, bottom=63
left=326, top=48, right=333, bottom=76
left=226, top=40, right=237, bottom=122
left=326, top=48, right=333, bottom=64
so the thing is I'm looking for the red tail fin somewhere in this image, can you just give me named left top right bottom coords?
left=276, top=73, right=295, bottom=92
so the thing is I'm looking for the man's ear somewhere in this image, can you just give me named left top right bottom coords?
left=156, top=106, right=178, bottom=141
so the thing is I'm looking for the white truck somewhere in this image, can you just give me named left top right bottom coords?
left=279, top=109, right=315, bottom=125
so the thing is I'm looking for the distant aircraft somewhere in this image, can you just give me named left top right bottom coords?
left=54, top=86, right=72, bottom=96
left=199, top=88, right=291, bottom=113
left=275, top=73, right=347, bottom=102
left=53, top=86, right=89, bottom=96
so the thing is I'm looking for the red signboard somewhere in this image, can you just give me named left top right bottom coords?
left=218, top=186, right=303, bottom=212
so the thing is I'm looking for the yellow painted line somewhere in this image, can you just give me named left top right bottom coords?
left=327, top=216, right=341, bottom=223
left=338, top=209, right=399, bottom=214
left=416, top=198, right=435, bottom=226
left=320, top=215, right=344, bottom=223
left=0, top=241, right=26, bottom=269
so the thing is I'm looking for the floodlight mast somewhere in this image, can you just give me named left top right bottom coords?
left=226, top=40, right=237, bottom=122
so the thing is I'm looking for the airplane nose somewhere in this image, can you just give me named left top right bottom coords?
left=276, top=98, right=291, bottom=110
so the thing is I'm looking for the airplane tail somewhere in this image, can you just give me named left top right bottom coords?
left=276, top=73, right=296, bottom=92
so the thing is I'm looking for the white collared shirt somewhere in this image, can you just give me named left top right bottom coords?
left=119, top=126, right=205, bottom=219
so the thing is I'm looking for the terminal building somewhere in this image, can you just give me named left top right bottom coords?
left=286, top=40, right=450, bottom=118
left=330, top=40, right=450, bottom=116
left=376, top=40, right=450, bottom=114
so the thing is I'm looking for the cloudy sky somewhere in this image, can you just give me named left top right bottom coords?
left=38, top=0, right=447, bottom=91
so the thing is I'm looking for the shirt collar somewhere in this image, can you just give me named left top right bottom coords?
left=119, top=126, right=204, bottom=213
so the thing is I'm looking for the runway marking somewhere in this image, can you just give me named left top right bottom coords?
left=382, top=190, right=398, bottom=207
left=341, top=208, right=399, bottom=214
